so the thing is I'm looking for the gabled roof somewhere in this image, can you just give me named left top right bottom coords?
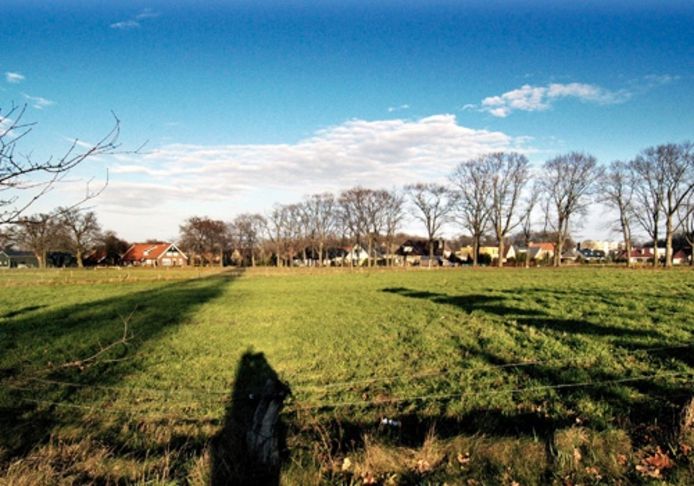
left=122, top=243, right=187, bottom=262
left=529, top=242, right=555, bottom=252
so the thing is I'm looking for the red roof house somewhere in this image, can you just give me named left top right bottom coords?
left=121, top=242, right=188, bottom=267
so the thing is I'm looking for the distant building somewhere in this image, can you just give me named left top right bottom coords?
left=580, top=240, right=621, bottom=254
left=0, top=249, right=39, bottom=269
left=122, top=242, right=188, bottom=267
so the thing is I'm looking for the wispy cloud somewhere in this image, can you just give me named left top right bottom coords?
left=641, top=74, right=680, bottom=88
left=135, top=8, right=160, bottom=20
left=103, top=114, right=532, bottom=211
left=21, top=93, right=55, bottom=110
left=472, top=82, right=631, bottom=118
left=110, top=9, right=159, bottom=30
left=5, top=72, right=25, bottom=84
left=387, top=104, right=410, bottom=113
left=110, top=20, right=141, bottom=30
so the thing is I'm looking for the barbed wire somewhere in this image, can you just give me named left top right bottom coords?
left=6, top=342, right=691, bottom=400
left=289, top=370, right=694, bottom=411
left=16, top=372, right=694, bottom=422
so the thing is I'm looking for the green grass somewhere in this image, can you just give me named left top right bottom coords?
left=1, top=266, right=693, bottom=484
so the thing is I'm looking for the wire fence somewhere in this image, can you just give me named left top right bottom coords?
left=4, top=342, right=693, bottom=421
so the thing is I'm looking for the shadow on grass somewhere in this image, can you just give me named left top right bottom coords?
left=382, top=286, right=664, bottom=339
left=375, top=286, right=692, bottom=448
left=0, top=269, right=243, bottom=466
left=212, top=351, right=290, bottom=485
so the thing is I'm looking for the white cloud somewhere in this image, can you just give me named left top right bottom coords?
left=5, top=72, right=25, bottom=84
left=21, top=93, right=55, bottom=110
left=476, top=82, right=631, bottom=117
left=110, top=20, right=140, bottom=30
left=387, top=104, right=410, bottom=113
left=102, top=114, right=532, bottom=216
left=135, top=8, right=160, bottom=20
left=111, top=9, right=159, bottom=30
left=641, top=74, right=680, bottom=88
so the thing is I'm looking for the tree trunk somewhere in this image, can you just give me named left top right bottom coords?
left=665, top=215, right=673, bottom=268
left=36, top=253, right=45, bottom=269
left=76, top=248, right=84, bottom=268
left=368, top=236, right=373, bottom=268
left=472, top=237, right=479, bottom=267
left=621, top=214, right=632, bottom=269
left=554, top=233, right=563, bottom=267
left=497, top=239, right=504, bottom=268
left=652, top=226, right=659, bottom=268
left=428, top=239, right=434, bottom=268
left=318, top=241, right=324, bottom=267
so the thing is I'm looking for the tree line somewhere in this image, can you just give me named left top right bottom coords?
left=178, top=142, right=693, bottom=269
left=1, top=142, right=691, bottom=269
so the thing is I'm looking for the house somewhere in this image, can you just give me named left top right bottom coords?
left=578, top=248, right=607, bottom=262
left=121, top=242, right=188, bottom=267
left=397, top=239, right=451, bottom=266
left=84, top=248, right=109, bottom=266
left=580, top=240, right=621, bottom=254
left=561, top=248, right=581, bottom=263
left=516, top=242, right=555, bottom=263
left=0, top=249, right=39, bottom=269
left=672, top=249, right=690, bottom=265
left=617, top=247, right=654, bottom=264
left=504, top=245, right=517, bottom=262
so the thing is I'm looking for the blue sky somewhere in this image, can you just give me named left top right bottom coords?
left=1, top=0, right=692, bottom=241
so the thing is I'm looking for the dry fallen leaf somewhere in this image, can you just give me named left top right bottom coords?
left=341, top=457, right=352, bottom=472
left=415, top=459, right=432, bottom=473
left=362, top=471, right=377, bottom=484
left=573, top=448, right=582, bottom=463
left=457, top=452, right=471, bottom=465
left=645, top=448, right=673, bottom=470
left=616, top=453, right=628, bottom=466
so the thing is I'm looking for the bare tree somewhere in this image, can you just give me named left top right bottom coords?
left=519, top=183, right=540, bottom=268
left=97, top=230, right=129, bottom=265
left=653, top=143, right=693, bottom=267
left=364, top=189, right=388, bottom=267
left=338, top=188, right=370, bottom=267
left=12, top=213, right=63, bottom=268
left=267, top=204, right=289, bottom=267
left=179, top=216, right=229, bottom=266
left=600, top=161, right=636, bottom=267
left=631, top=153, right=665, bottom=267
left=406, top=183, right=455, bottom=267
left=679, top=191, right=694, bottom=266
left=450, top=160, right=491, bottom=266
left=286, top=203, right=308, bottom=265
left=381, top=189, right=406, bottom=266
left=231, top=213, right=267, bottom=267
left=303, top=193, right=336, bottom=267
left=58, top=207, right=101, bottom=267
left=485, top=153, right=531, bottom=267
left=539, top=152, right=602, bottom=267
left=1, top=103, right=122, bottom=223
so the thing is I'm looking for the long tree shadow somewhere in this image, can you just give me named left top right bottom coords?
left=379, top=286, right=693, bottom=458
left=382, top=286, right=665, bottom=340
left=0, top=269, right=243, bottom=466
left=212, top=350, right=290, bottom=485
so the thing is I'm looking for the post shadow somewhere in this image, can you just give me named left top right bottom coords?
left=212, top=350, right=290, bottom=485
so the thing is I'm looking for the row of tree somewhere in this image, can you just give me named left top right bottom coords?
left=3, top=144, right=691, bottom=270
left=2, top=208, right=129, bottom=268
left=177, top=142, right=693, bottom=269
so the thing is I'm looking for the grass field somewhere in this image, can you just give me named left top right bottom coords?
left=1, top=266, right=693, bottom=484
